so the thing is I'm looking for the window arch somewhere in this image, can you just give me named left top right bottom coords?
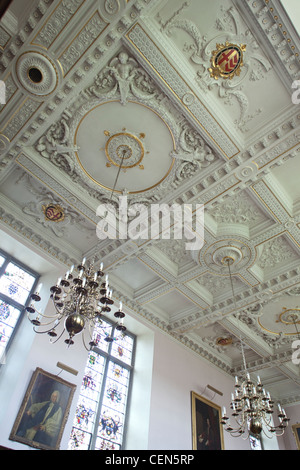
left=0, top=249, right=38, bottom=363
left=68, top=317, right=135, bottom=450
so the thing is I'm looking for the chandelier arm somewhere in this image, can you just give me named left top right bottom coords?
left=50, top=328, right=66, bottom=344
left=28, top=306, right=63, bottom=321
left=33, top=323, right=61, bottom=334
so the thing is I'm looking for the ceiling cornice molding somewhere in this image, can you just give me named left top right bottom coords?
left=233, top=0, right=300, bottom=91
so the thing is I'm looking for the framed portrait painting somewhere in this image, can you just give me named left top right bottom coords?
left=10, top=367, right=76, bottom=450
left=191, top=391, right=224, bottom=450
left=292, top=423, right=300, bottom=449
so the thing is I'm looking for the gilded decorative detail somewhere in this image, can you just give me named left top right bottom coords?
left=209, top=42, right=246, bottom=80
left=104, top=130, right=145, bottom=169
left=58, top=11, right=108, bottom=75
left=31, top=0, right=85, bottom=50
left=42, top=203, right=65, bottom=223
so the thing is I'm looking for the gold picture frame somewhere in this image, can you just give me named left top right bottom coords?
left=292, top=423, right=300, bottom=449
left=191, top=391, right=224, bottom=450
left=10, top=368, right=76, bottom=450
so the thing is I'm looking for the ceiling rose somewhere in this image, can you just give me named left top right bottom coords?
left=200, top=238, right=255, bottom=274
left=74, top=101, right=175, bottom=194
left=105, top=131, right=145, bottom=169
left=15, top=51, right=59, bottom=97
left=258, top=296, right=300, bottom=336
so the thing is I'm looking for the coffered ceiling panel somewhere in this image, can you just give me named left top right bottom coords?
left=1, top=0, right=300, bottom=405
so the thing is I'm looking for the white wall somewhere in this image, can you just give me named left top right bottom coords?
left=146, top=328, right=251, bottom=450
left=278, top=403, right=300, bottom=450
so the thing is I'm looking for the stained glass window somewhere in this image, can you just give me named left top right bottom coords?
left=0, top=250, right=38, bottom=362
left=250, top=434, right=263, bottom=450
left=68, top=320, right=135, bottom=451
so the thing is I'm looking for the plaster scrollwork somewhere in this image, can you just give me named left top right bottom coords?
left=97, top=0, right=124, bottom=22
left=158, top=4, right=271, bottom=131
left=257, top=236, right=298, bottom=269
left=209, top=190, right=267, bottom=226
left=35, top=115, right=76, bottom=175
left=18, top=173, right=94, bottom=238
left=86, top=51, right=157, bottom=105
left=171, top=123, right=216, bottom=168
left=34, top=49, right=218, bottom=202
left=33, top=0, right=85, bottom=49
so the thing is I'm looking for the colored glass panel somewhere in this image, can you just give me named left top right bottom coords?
left=95, top=437, right=121, bottom=450
left=91, top=319, right=113, bottom=353
left=68, top=427, right=92, bottom=450
left=68, top=322, right=134, bottom=450
left=0, top=301, right=21, bottom=352
left=111, top=333, right=134, bottom=365
left=0, top=262, right=35, bottom=304
left=97, top=406, right=124, bottom=444
left=0, top=253, right=38, bottom=364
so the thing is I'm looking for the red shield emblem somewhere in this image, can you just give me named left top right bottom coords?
left=209, top=43, right=246, bottom=80
left=216, top=47, right=241, bottom=75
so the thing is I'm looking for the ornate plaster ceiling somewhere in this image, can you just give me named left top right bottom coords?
left=0, top=0, right=300, bottom=405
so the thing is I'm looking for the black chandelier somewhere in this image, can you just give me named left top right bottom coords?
left=26, top=258, right=126, bottom=349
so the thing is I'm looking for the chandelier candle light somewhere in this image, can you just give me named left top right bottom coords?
left=26, top=258, right=126, bottom=349
left=220, top=256, right=290, bottom=439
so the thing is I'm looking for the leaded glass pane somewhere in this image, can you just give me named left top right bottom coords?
left=103, top=361, right=130, bottom=413
left=68, top=427, right=92, bottom=450
left=68, top=327, right=134, bottom=450
left=72, top=352, right=105, bottom=434
left=111, top=334, right=134, bottom=365
left=73, top=396, right=97, bottom=433
left=92, top=319, right=114, bottom=353
left=95, top=437, right=121, bottom=450
left=0, top=300, right=21, bottom=350
left=97, top=406, right=124, bottom=445
left=0, top=262, right=35, bottom=304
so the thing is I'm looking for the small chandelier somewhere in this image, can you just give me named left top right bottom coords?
left=26, top=259, right=126, bottom=349
left=220, top=256, right=290, bottom=439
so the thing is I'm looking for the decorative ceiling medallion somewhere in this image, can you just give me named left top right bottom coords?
left=74, top=101, right=175, bottom=194
left=209, top=42, right=246, bottom=80
left=258, top=297, right=300, bottom=336
left=277, top=307, right=300, bottom=326
left=104, top=130, right=145, bottom=169
left=201, top=239, right=254, bottom=274
left=42, top=204, right=65, bottom=223
left=16, top=51, right=59, bottom=96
